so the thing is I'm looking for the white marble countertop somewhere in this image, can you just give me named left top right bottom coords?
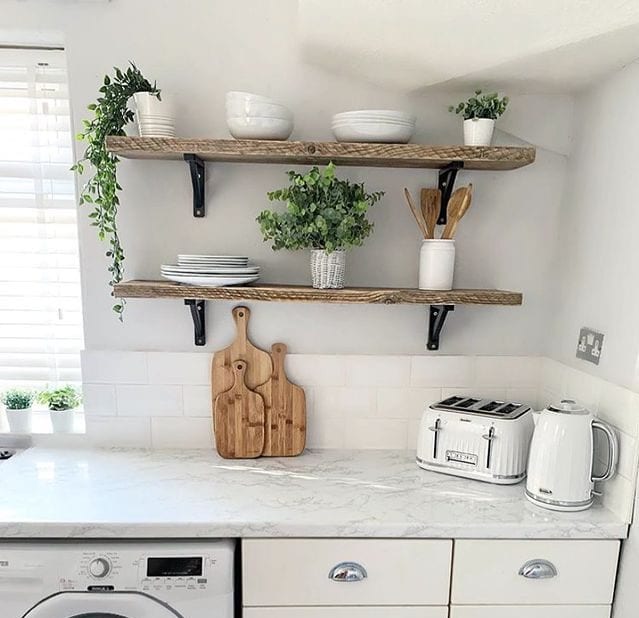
left=0, top=447, right=627, bottom=539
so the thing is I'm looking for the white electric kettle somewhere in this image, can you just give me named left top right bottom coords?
left=526, top=399, right=618, bottom=512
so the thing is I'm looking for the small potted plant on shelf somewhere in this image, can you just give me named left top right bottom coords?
left=258, top=162, right=384, bottom=289
left=449, top=89, right=509, bottom=146
left=2, top=389, right=34, bottom=433
left=38, top=386, right=81, bottom=433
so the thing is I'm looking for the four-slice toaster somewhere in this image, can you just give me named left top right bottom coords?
left=417, top=396, right=535, bottom=484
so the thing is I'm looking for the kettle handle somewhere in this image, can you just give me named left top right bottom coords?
left=592, top=420, right=618, bottom=482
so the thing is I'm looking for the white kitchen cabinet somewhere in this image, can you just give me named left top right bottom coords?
left=450, top=606, right=610, bottom=618
left=452, top=539, right=620, bottom=605
left=242, top=538, right=452, bottom=607
left=245, top=608, right=448, bottom=618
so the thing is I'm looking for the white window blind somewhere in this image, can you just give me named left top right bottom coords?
left=0, top=48, right=83, bottom=389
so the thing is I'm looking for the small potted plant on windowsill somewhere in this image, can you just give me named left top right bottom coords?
left=257, top=162, right=384, bottom=289
left=2, top=389, right=35, bottom=433
left=38, top=386, right=81, bottom=433
left=449, top=89, right=509, bottom=146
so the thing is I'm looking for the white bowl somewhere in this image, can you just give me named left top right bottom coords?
left=332, top=121, right=414, bottom=143
left=333, top=109, right=415, bottom=123
left=227, top=116, right=293, bottom=140
left=331, top=118, right=415, bottom=128
left=226, top=91, right=279, bottom=105
left=226, top=101, right=293, bottom=120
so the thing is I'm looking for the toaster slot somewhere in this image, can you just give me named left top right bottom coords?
left=479, top=400, right=504, bottom=412
left=495, top=402, right=521, bottom=416
left=439, top=395, right=465, bottom=407
left=456, top=398, right=480, bottom=409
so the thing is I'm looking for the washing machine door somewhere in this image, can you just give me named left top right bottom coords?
left=22, top=592, right=184, bottom=618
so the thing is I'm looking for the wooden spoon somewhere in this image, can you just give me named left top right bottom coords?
left=420, top=188, right=441, bottom=240
left=403, top=188, right=429, bottom=239
left=441, top=184, right=473, bottom=240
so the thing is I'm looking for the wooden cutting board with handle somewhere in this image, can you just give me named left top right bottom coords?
left=256, top=343, right=306, bottom=457
left=213, top=360, right=265, bottom=458
left=211, top=306, right=273, bottom=402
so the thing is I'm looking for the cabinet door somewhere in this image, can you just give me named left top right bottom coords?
left=243, top=539, right=452, bottom=606
left=450, top=606, right=610, bottom=618
left=245, top=608, right=448, bottom=618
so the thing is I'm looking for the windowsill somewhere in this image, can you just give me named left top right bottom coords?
left=0, top=409, right=86, bottom=435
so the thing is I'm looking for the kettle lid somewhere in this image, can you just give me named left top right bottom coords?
left=548, top=399, right=588, bottom=415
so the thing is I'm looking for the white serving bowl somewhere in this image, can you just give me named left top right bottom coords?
left=333, top=109, right=415, bottom=123
left=331, top=118, right=415, bottom=128
left=226, top=101, right=293, bottom=120
left=226, top=91, right=279, bottom=105
left=226, top=116, right=293, bottom=140
left=331, top=121, right=414, bottom=143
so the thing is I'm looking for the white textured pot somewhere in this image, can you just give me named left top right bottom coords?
left=5, top=407, right=32, bottom=433
left=419, top=239, right=455, bottom=290
left=311, top=249, right=346, bottom=289
left=463, top=118, right=495, bottom=146
left=49, top=408, right=77, bottom=433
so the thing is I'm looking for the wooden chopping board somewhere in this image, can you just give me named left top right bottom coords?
left=213, top=360, right=265, bottom=458
left=256, top=343, right=306, bottom=457
left=211, top=306, right=273, bottom=402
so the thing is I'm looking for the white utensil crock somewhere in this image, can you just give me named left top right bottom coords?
left=463, top=118, right=495, bottom=146
left=5, top=407, right=32, bottom=433
left=50, top=409, right=76, bottom=433
left=419, top=240, right=455, bottom=290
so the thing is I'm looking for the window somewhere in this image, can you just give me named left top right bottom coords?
left=0, top=48, right=83, bottom=390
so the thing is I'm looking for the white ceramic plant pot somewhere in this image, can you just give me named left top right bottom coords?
left=49, top=408, right=77, bottom=433
left=311, top=249, right=346, bottom=289
left=5, top=407, right=32, bottom=433
left=463, top=118, right=495, bottom=146
left=419, top=239, right=455, bottom=290
left=133, top=91, right=174, bottom=116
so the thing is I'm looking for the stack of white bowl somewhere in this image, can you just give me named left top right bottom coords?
left=134, top=92, right=176, bottom=138
left=331, top=110, right=416, bottom=143
left=226, top=91, right=294, bottom=140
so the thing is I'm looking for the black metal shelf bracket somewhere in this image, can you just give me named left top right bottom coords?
left=184, top=154, right=206, bottom=217
left=427, top=304, right=455, bottom=351
left=437, top=162, right=464, bottom=224
left=185, top=299, right=206, bottom=346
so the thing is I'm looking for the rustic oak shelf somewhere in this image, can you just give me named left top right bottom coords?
left=114, top=280, right=523, bottom=350
left=106, top=136, right=535, bottom=170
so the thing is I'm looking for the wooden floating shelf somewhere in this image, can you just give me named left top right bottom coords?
left=106, top=136, right=535, bottom=171
left=114, top=280, right=522, bottom=306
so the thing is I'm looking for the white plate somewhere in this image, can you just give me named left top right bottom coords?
left=161, top=264, right=259, bottom=275
left=178, top=254, right=249, bottom=260
left=332, top=122, right=414, bottom=143
left=162, top=273, right=260, bottom=287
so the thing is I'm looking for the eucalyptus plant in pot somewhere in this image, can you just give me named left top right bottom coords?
left=2, top=389, right=35, bottom=433
left=72, top=63, right=160, bottom=318
left=38, top=385, right=81, bottom=433
left=449, top=89, right=509, bottom=146
left=258, top=163, right=384, bottom=289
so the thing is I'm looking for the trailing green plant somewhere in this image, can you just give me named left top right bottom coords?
left=72, top=63, right=160, bottom=318
left=2, top=389, right=34, bottom=410
left=449, top=89, right=509, bottom=120
left=38, top=386, right=81, bottom=412
left=257, top=163, right=384, bottom=253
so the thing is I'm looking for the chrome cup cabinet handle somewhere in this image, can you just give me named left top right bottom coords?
left=328, top=561, right=368, bottom=582
left=518, top=559, right=558, bottom=579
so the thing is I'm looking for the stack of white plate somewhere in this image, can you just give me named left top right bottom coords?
left=134, top=92, right=176, bottom=138
left=226, top=91, right=294, bottom=140
left=331, top=110, right=416, bottom=143
left=161, top=255, right=260, bottom=287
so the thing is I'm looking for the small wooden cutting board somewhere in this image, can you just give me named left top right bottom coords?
left=211, top=306, right=273, bottom=402
left=213, top=360, right=265, bottom=459
left=256, top=343, right=306, bottom=457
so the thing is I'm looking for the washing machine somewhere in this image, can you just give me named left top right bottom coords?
left=0, top=539, right=235, bottom=617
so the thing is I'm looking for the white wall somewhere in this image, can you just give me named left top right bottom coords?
left=1, top=0, right=570, bottom=356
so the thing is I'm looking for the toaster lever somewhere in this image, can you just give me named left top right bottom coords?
left=429, top=418, right=441, bottom=459
left=482, top=426, right=495, bottom=469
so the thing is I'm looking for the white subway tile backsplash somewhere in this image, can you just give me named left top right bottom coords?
left=305, top=413, right=345, bottom=449
left=183, top=385, right=212, bottom=417
left=344, top=418, right=408, bottom=449
left=151, top=417, right=213, bottom=449
left=346, top=356, right=410, bottom=388
left=81, top=351, right=147, bottom=384
left=314, top=386, right=376, bottom=418
left=116, top=385, right=183, bottom=417
left=85, top=416, right=151, bottom=447
left=597, top=381, right=639, bottom=437
left=475, top=356, right=540, bottom=388
left=148, top=352, right=210, bottom=385
left=82, top=384, right=116, bottom=416
left=410, top=356, right=474, bottom=387
left=286, top=354, right=347, bottom=387
left=505, top=387, right=539, bottom=410
left=377, top=387, right=441, bottom=419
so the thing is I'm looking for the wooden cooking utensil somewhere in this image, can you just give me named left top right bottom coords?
left=211, top=306, right=273, bottom=402
left=256, top=343, right=306, bottom=457
left=214, top=360, right=265, bottom=459
left=420, top=188, right=441, bottom=240
left=441, top=184, right=473, bottom=240
left=403, top=188, right=429, bottom=239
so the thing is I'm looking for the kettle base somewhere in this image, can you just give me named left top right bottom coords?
left=525, top=489, right=593, bottom=512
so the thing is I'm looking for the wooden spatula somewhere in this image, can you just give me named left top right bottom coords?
left=441, top=184, right=473, bottom=239
left=211, top=306, right=273, bottom=402
left=213, top=360, right=265, bottom=459
left=420, top=188, right=441, bottom=239
left=403, top=188, right=429, bottom=239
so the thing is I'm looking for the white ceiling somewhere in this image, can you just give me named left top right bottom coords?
left=298, top=0, right=639, bottom=93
